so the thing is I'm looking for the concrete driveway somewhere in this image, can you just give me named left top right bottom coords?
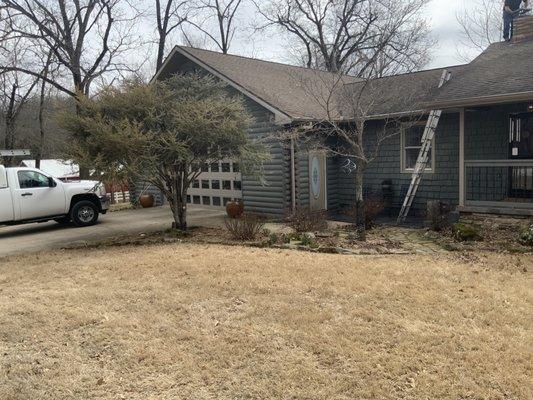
left=0, top=206, right=225, bottom=258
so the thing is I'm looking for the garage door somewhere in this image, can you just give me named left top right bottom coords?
left=187, top=159, right=242, bottom=208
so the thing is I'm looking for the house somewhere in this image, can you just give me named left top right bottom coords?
left=21, top=159, right=80, bottom=181
left=141, top=15, right=533, bottom=219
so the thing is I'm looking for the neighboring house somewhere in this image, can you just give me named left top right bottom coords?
left=140, top=15, right=533, bottom=218
left=21, top=160, right=80, bottom=181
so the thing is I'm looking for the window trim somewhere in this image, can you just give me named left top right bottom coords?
left=400, top=121, right=436, bottom=174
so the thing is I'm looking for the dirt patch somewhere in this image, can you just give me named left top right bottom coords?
left=0, top=244, right=531, bottom=399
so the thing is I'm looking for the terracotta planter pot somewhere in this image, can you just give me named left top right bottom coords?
left=226, top=200, right=244, bottom=218
left=139, top=194, right=155, bottom=208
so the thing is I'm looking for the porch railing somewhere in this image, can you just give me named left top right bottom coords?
left=464, top=160, right=533, bottom=209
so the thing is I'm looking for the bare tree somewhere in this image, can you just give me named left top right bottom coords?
left=255, top=0, right=432, bottom=77
left=35, top=49, right=57, bottom=169
left=185, top=0, right=244, bottom=53
left=155, top=0, right=189, bottom=70
left=0, top=37, right=39, bottom=166
left=456, top=0, right=502, bottom=61
left=0, top=0, right=139, bottom=99
left=280, top=65, right=432, bottom=239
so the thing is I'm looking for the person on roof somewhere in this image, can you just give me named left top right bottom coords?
left=504, top=0, right=529, bottom=41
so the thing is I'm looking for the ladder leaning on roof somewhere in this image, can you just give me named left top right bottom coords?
left=397, top=69, right=452, bottom=224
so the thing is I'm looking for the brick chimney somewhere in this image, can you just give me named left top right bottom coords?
left=512, top=15, right=533, bottom=42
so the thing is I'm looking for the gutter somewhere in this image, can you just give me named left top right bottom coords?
left=426, top=91, right=533, bottom=109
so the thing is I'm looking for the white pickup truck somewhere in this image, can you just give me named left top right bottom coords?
left=0, top=165, right=109, bottom=227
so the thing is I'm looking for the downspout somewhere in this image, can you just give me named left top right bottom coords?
left=290, top=136, right=296, bottom=213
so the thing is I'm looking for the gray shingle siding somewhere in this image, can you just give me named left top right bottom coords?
left=336, top=113, right=460, bottom=214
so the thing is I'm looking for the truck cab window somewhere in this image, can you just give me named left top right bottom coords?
left=18, top=171, right=50, bottom=189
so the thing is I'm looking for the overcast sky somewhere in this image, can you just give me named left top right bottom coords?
left=171, top=0, right=485, bottom=71
left=139, top=0, right=495, bottom=77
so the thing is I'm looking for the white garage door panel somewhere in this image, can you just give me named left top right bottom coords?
left=187, top=160, right=242, bottom=208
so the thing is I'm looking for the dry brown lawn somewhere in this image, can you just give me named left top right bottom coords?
left=0, top=244, right=531, bottom=400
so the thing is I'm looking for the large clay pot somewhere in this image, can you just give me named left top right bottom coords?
left=139, top=194, right=155, bottom=208
left=226, top=200, right=244, bottom=218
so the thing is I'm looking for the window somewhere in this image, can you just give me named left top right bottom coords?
left=401, top=123, right=434, bottom=173
left=201, top=180, right=209, bottom=189
left=193, top=195, right=201, bottom=204
left=192, top=180, right=200, bottom=188
left=222, top=162, right=231, bottom=172
left=212, top=197, right=221, bottom=206
left=211, top=162, right=220, bottom=172
left=211, top=180, right=220, bottom=190
left=233, top=181, right=242, bottom=190
left=18, top=171, right=50, bottom=189
left=202, top=196, right=211, bottom=205
left=222, top=180, right=231, bottom=190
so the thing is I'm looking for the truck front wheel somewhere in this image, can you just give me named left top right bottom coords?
left=71, top=200, right=99, bottom=227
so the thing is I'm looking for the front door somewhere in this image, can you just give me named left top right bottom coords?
left=309, top=152, right=327, bottom=211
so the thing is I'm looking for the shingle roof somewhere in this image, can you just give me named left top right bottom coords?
left=157, top=46, right=361, bottom=121
left=340, top=65, right=466, bottom=119
left=156, top=40, right=533, bottom=122
left=429, top=40, right=533, bottom=108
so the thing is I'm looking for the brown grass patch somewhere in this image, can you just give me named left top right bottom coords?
left=0, top=244, right=531, bottom=399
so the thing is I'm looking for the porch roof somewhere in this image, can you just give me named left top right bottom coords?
left=428, top=40, right=533, bottom=109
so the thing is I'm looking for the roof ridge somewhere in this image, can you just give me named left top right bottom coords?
left=176, top=45, right=358, bottom=78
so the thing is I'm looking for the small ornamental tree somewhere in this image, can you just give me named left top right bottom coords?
left=62, top=73, right=267, bottom=230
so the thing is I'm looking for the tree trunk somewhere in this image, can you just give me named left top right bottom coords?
left=2, top=84, right=18, bottom=167
left=36, top=76, right=47, bottom=170
left=74, top=85, right=90, bottom=180
left=354, top=167, right=366, bottom=241
left=156, top=30, right=166, bottom=71
left=171, top=192, right=188, bottom=231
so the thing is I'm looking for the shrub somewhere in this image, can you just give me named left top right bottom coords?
left=225, top=214, right=265, bottom=241
left=426, top=200, right=451, bottom=232
left=452, top=223, right=482, bottom=242
left=364, top=196, right=385, bottom=229
left=286, top=208, right=327, bottom=232
left=518, top=226, right=533, bottom=247
left=300, top=232, right=316, bottom=247
left=267, top=232, right=279, bottom=246
left=341, top=196, right=385, bottom=229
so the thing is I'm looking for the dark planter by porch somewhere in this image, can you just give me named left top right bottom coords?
left=139, top=194, right=155, bottom=208
left=226, top=200, right=244, bottom=218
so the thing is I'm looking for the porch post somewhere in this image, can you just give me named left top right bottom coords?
left=459, top=108, right=465, bottom=207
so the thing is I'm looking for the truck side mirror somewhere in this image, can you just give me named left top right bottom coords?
left=48, top=177, right=57, bottom=188
left=0, top=165, right=7, bottom=189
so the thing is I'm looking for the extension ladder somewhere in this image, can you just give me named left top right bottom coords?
left=397, top=70, right=452, bottom=223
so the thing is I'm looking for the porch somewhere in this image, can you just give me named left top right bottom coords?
left=458, top=108, right=533, bottom=217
